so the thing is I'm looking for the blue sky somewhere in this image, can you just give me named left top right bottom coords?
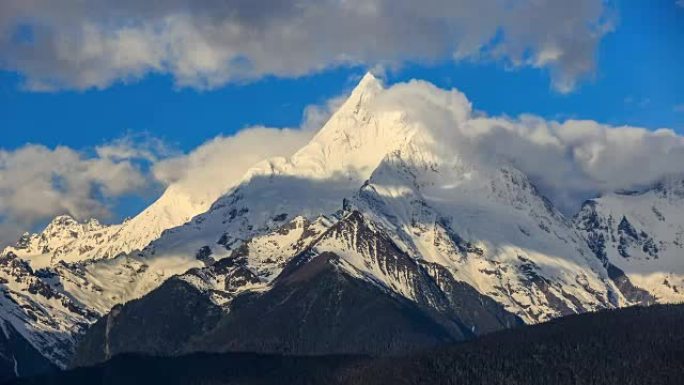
left=1, top=1, right=682, bottom=153
left=0, top=0, right=682, bottom=242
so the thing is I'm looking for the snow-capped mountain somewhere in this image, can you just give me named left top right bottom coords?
left=134, top=72, right=409, bottom=264
left=1, top=73, right=682, bottom=375
left=575, top=177, right=684, bottom=303
left=3, top=183, right=214, bottom=269
left=349, top=143, right=624, bottom=323
left=0, top=167, right=227, bottom=369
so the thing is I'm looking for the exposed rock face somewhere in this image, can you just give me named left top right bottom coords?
left=189, top=251, right=458, bottom=356
left=574, top=201, right=656, bottom=305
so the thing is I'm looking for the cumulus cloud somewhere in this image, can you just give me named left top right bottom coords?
left=0, top=0, right=611, bottom=92
left=366, top=80, right=684, bottom=212
left=467, top=117, right=684, bottom=212
left=0, top=92, right=339, bottom=247
left=151, top=89, right=341, bottom=206
left=0, top=143, right=151, bottom=245
left=153, top=127, right=314, bottom=205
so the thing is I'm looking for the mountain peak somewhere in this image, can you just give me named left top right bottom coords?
left=46, top=215, right=79, bottom=229
left=346, top=72, right=383, bottom=107
left=355, top=72, right=383, bottom=91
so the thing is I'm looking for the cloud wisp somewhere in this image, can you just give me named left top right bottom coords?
left=152, top=127, right=315, bottom=207
left=0, top=0, right=611, bottom=92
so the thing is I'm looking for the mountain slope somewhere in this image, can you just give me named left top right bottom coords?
left=69, top=210, right=520, bottom=367
left=575, top=177, right=684, bottom=303
left=132, top=72, right=407, bottom=266
left=13, top=304, right=684, bottom=385
left=2, top=184, right=212, bottom=269
left=0, top=185, right=217, bottom=369
left=0, top=73, right=682, bottom=376
left=351, top=140, right=627, bottom=323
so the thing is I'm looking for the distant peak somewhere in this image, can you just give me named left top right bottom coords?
left=349, top=72, right=383, bottom=100
left=85, top=218, right=103, bottom=230
left=309, top=72, right=385, bottom=141
left=322, top=72, right=382, bottom=121
left=653, top=174, right=684, bottom=197
left=47, top=215, right=78, bottom=228
left=358, top=71, right=382, bottom=88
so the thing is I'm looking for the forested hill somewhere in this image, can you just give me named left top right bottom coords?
left=11, top=304, right=684, bottom=385
left=348, top=303, right=684, bottom=385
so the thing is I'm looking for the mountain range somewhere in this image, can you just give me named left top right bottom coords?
left=1, top=73, right=683, bottom=381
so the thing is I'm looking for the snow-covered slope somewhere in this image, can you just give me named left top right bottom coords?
left=0, top=171, right=225, bottom=368
left=178, top=215, right=334, bottom=307
left=0, top=74, right=394, bottom=369
left=2, top=184, right=212, bottom=270
left=345, top=141, right=624, bottom=323
left=575, top=177, right=684, bottom=303
left=134, top=73, right=412, bottom=264
left=0, top=73, right=682, bottom=373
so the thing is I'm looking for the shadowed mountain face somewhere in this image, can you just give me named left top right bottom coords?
left=70, top=278, right=224, bottom=368
left=71, top=211, right=521, bottom=367
left=0, top=321, right=56, bottom=383
left=188, top=251, right=457, bottom=356
left=12, top=304, right=684, bottom=385
left=71, top=253, right=456, bottom=365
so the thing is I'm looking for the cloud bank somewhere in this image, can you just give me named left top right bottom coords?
left=151, top=91, right=341, bottom=205
left=0, top=95, right=335, bottom=247
left=0, top=142, right=150, bottom=245
left=368, top=80, right=684, bottom=212
left=0, top=0, right=611, bottom=92
left=153, top=127, right=315, bottom=206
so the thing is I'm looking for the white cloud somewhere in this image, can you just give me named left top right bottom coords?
left=469, top=117, right=684, bottom=212
left=0, top=93, right=337, bottom=247
left=366, top=80, right=684, bottom=212
left=150, top=90, right=341, bottom=205
left=95, top=132, right=174, bottom=162
left=0, top=0, right=611, bottom=92
left=153, top=127, right=314, bottom=205
left=0, top=143, right=151, bottom=245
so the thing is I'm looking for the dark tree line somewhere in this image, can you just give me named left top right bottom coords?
left=10, top=304, right=684, bottom=385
